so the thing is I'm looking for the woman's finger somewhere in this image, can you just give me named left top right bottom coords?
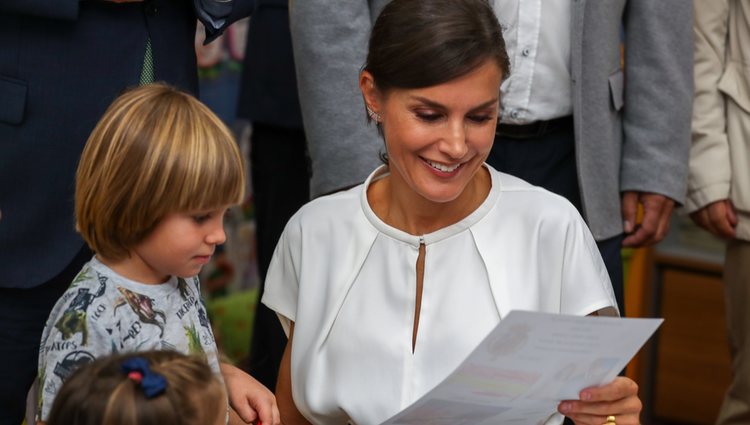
left=579, top=377, right=638, bottom=403
left=564, top=412, right=641, bottom=425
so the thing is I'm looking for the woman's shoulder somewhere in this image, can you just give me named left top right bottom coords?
left=287, top=182, right=367, bottom=230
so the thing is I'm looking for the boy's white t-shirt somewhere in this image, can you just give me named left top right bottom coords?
left=37, top=257, right=221, bottom=420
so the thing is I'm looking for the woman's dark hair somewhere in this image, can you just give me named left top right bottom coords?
left=364, top=0, right=510, bottom=94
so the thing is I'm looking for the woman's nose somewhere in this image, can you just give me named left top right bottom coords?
left=441, top=121, right=469, bottom=159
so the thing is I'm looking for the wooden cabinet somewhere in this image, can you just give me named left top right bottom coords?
left=649, top=262, right=732, bottom=424
left=635, top=220, right=733, bottom=425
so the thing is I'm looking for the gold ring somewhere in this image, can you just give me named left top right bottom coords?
left=606, top=415, right=616, bottom=424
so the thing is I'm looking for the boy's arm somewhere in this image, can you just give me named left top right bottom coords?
left=220, top=362, right=280, bottom=425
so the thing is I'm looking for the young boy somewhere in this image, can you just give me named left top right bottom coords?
left=37, top=83, right=279, bottom=425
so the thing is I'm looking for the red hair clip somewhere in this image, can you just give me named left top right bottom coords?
left=127, top=371, right=143, bottom=384
left=121, top=357, right=167, bottom=398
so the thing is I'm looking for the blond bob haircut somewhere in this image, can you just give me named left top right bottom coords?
left=47, top=350, right=226, bottom=425
left=75, top=83, right=245, bottom=261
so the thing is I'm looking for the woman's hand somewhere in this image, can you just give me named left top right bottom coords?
left=557, top=377, right=642, bottom=425
left=220, top=362, right=281, bottom=425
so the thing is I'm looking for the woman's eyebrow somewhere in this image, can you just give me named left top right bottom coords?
left=409, top=95, right=499, bottom=111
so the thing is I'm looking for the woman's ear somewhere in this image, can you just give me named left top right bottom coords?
left=359, top=70, right=381, bottom=120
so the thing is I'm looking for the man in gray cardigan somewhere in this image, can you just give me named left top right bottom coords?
left=289, top=0, right=693, bottom=313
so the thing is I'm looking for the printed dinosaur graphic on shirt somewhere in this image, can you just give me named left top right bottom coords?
left=70, top=266, right=93, bottom=287
left=53, top=271, right=107, bottom=345
left=178, top=276, right=216, bottom=347
left=114, top=286, right=167, bottom=337
left=37, top=258, right=222, bottom=422
left=185, top=322, right=205, bottom=355
left=177, top=277, right=191, bottom=300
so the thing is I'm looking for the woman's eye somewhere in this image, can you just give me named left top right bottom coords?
left=416, top=112, right=442, bottom=122
left=468, top=114, right=493, bottom=123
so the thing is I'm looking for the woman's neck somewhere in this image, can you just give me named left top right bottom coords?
left=368, top=166, right=491, bottom=236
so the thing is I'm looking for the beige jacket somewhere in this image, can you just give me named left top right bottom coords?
left=689, top=0, right=750, bottom=241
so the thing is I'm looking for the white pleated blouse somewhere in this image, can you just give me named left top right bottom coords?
left=262, top=165, right=617, bottom=425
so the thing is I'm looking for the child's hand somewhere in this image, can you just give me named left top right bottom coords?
left=220, top=362, right=280, bottom=425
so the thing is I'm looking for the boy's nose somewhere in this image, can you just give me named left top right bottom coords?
left=206, top=223, right=226, bottom=245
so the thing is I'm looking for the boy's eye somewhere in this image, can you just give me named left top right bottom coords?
left=193, top=208, right=231, bottom=224
left=193, top=214, right=211, bottom=224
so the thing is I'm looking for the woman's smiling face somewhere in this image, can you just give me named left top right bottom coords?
left=361, top=59, right=502, bottom=205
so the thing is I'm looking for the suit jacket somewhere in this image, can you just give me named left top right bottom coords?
left=237, top=0, right=302, bottom=129
left=688, top=0, right=750, bottom=241
left=290, top=0, right=693, bottom=240
left=0, top=0, right=242, bottom=288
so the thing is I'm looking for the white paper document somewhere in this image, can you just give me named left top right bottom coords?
left=381, top=310, right=662, bottom=425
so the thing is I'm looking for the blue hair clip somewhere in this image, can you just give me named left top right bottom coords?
left=121, top=357, right=167, bottom=398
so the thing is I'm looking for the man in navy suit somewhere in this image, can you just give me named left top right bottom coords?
left=0, top=1, right=250, bottom=422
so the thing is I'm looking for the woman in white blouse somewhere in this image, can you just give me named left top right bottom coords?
left=262, top=1, right=643, bottom=424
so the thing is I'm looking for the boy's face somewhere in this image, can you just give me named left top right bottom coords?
left=124, top=206, right=230, bottom=284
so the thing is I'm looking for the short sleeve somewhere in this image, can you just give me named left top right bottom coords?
left=261, top=214, right=303, bottom=336
left=37, top=288, right=112, bottom=421
left=559, top=212, right=619, bottom=317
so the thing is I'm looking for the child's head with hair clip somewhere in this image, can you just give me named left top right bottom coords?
left=74, top=82, right=246, bottom=283
left=47, top=350, right=226, bottom=425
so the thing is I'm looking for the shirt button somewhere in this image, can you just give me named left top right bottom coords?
left=510, top=109, right=520, bottom=119
left=522, top=48, right=531, bottom=57
left=145, top=0, right=158, bottom=15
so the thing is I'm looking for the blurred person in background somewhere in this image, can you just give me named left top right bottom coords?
left=236, top=0, right=310, bottom=391
left=688, top=1, right=750, bottom=424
